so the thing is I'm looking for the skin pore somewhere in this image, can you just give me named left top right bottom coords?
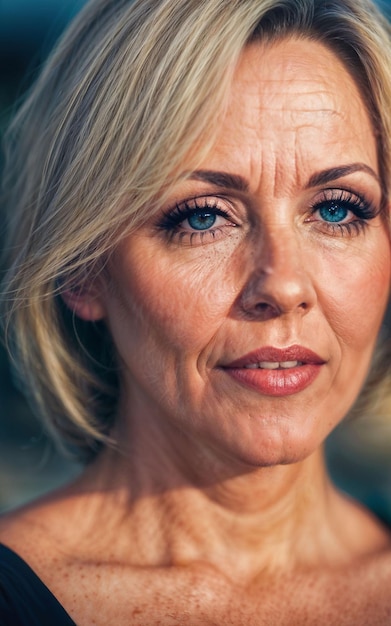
left=1, top=37, right=391, bottom=625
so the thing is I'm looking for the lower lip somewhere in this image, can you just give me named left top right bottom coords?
left=224, top=364, right=322, bottom=397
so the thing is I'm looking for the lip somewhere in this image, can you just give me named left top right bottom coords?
left=222, top=345, right=326, bottom=397
left=225, top=345, right=325, bottom=368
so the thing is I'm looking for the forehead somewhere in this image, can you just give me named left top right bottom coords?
left=231, top=37, right=371, bottom=124
left=206, top=37, right=378, bottom=189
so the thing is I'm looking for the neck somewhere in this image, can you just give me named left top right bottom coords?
left=75, top=425, right=343, bottom=582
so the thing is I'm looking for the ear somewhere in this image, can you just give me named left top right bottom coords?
left=60, top=284, right=106, bottom=321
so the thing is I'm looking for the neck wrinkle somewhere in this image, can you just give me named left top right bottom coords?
left=82, top=443, right=336, bottom=581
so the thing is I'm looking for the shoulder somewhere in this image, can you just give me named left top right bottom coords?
left=0, top=497, right=61, bottom=556
left=0, top=486, right=87, bottom=585
left=0, top=496, right=85, bottom=625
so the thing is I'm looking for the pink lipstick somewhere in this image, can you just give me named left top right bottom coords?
left=223, top=345, right=325, bottom=396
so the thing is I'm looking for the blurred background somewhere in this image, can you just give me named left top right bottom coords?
left=1, top=0, right=391, bottom=519
left=0, top=0, right=88, bottom=512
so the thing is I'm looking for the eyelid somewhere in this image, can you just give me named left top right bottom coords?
left=308, top=187, right=378, bottom=215
left=159, top=195, right=240, bottom=226
left=175, top=194, right=237, bottom=212
left=311, top=184, right=377, bottom=203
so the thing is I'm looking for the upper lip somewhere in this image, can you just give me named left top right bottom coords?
left=224, top=345, right=326, bottom=368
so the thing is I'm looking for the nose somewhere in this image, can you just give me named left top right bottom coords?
left=238, top=226, right=317, bottom=320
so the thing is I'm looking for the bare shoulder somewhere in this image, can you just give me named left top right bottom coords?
left=286, top=492, right=391, bottom=625
left=0, top=484, right=88, bottom=576
left=302, top=548, right=391, bottom=625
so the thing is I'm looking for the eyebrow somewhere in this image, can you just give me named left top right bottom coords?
left=189, top=170, right=249, bottom=192
left=306, top=163, right=380, bottom=188
left=188, top=162, right=380, bottom=193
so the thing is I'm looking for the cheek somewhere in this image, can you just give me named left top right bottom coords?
left=320, top=236, right=391, bottom=350
left=109, top=245, right=238, bottom=354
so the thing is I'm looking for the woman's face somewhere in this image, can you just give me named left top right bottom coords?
left=92, top=38, right=391, bottom=467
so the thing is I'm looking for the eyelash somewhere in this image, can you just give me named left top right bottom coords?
left=308, top=189, right=378, bottom=236
left=157, top=189, right=379, bottom=244
left=158, top=198, right=236, bottom=244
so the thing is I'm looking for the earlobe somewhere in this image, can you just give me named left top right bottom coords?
left=61, top=286, right=106, bottom=321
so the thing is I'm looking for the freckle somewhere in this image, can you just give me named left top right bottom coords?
left=132, top=608, right=142, bottom=615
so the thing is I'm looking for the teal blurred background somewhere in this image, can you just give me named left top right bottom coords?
left=1, top=0, right=391, bottom=518
left=0, top=0, right=88, bottom=511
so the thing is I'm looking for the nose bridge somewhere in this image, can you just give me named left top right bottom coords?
left=264, top=222, right=304, bottom=280
left=240, top=220, right=316, bottom=317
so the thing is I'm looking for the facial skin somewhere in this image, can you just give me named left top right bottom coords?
left=77, top=38, right=391, bottom=471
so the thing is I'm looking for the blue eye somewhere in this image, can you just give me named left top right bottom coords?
left=308, top=190, right=379, bottom=237
left=157, top=198, right=238, bottom=246
left=319, top=202, right=348, bottom=223
left=187, top=211, right=216, bottom=231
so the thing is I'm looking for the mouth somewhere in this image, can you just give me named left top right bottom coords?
left=222, top=345, right=326, bottom=397
left=242, top=360, right=303, bottom=370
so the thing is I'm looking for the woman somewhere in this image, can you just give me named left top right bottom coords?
left=1, top=0, right=391, bottom=623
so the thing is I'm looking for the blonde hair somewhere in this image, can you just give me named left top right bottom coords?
left=2, top=0, right=391, bottom=459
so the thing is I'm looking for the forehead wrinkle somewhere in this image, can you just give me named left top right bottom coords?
left=249, top=91, right=373, bottom=197
left=269, top=128, right=306, bottom=199
left=248, top=119, right=320, bottom=199
left=234, top=88, right=354, bottom=146
left=239, top=56, right=366, bottom=116
left=254, top=97, right=355, bottom=120
left=211, top=40, right=377, bottom=201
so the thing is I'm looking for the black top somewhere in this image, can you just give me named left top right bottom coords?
left=0, top=544, right=76, bottom=625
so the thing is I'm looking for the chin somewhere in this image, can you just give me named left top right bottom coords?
left=233, top=446, right=315, bottom=469
left=222, top=421, right=327, bottom=468
left=198, top=434, right=318, bottom=474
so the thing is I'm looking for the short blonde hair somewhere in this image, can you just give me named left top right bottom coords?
left=2, top=0, right=391, bottom=459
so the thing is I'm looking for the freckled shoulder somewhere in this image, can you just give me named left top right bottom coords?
left=0, top=496, right=75, bottom=572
